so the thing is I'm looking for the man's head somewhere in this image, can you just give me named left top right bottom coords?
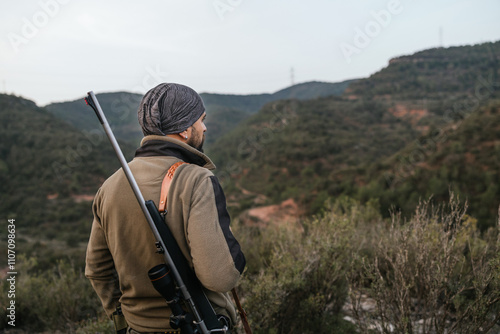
left=138, top=83, right=206, bottom=150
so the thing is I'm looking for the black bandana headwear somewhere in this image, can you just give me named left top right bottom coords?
left=138, top=83, right=205, bottom=136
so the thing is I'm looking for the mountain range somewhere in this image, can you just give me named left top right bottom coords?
left=213, top=41, right=500, bottom=230
left=45, top=79, right=356, bottom=149
left=1, top=40, right=499, bottom=242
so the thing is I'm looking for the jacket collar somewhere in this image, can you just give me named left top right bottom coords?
left=135, top=135, right=216, bottom=170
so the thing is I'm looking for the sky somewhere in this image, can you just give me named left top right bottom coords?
left=1, top=0, right=499, bottom=106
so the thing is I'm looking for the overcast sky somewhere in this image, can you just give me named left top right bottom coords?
left=1, top=0, right=499, bottom=106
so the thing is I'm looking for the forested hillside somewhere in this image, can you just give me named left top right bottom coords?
left=349, top=42, right=499, bottom=98
left=207, top=97, right=418, bottom=212
left=46, top=92, right=144, bottom=149
left=345, top=99, right=500, bottom=230
left=0, top=94, right=134, bottom=247
left=5, top=41, right=500, bottom=234
left=209, top=41, right=500, bottom=229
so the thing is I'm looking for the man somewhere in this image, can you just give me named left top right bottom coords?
left=85, top=83, right=246, bottom=333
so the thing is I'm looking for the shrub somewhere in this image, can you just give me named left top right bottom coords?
left=76, top=316, right=115, bottom=334
left=240, top=197, right=378, bottom=334
left=347, top=195, right=500, bottom=333
left=0, top=255, right=102, bottom=332
left=2, top=195, right=498, bottom=333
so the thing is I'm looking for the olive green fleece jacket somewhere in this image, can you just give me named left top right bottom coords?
left=85, top=135, right=246, bottom=332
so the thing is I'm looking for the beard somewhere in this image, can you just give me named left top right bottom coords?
left=196, top=140, right=204, bottom=153
left=187, top=129, right=205, bottom=152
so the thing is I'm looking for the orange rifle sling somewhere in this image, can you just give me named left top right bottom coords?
left=159, top=161, right=188, bottom=213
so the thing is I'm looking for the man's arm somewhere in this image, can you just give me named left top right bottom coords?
left=85, top=194, right=122, bottom=317
left=187, top=175, right=246, bottom=292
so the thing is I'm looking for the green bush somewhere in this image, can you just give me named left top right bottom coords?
left=0, top=255, right=102, bottom=332
left=347, top=195, right=500, bottom=333
left=239, top=198, right=378, bottom=333
left=1, top=195, right=498, bottom=333
left=76, top=316, right=114, bottom=334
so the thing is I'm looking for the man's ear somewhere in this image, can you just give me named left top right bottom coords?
left=166, top=132, right=187, bottom=141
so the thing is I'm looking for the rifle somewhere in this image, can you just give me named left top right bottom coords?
left=85, top=91, right=230, bottom=334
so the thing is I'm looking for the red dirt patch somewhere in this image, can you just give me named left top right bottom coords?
left=71, top=194, right=95, bottom=203
left=242, top=198, right=304, bottom=231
